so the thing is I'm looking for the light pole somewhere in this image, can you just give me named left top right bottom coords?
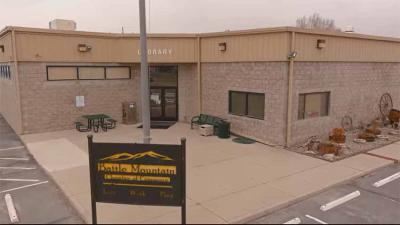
left=139, top=0, right=151, bottom=144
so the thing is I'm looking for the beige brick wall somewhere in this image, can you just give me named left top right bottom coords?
left=201, top=62, right=289, bottom=145
left=18, top=62, right=140, bottom=134
left=291, top=62, right=400, bottom=145
left=0, top=62, right=23, bottom=133
left=17, top=63, right=198, bottom=134
left=178, top=64, right=199, bottom=122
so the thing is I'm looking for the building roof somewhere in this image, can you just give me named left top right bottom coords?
left=1, top=25, right=400, bottom=43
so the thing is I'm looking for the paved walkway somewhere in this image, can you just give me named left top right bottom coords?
left=0, top=115, right=83, bottom=224
left=20, top=123, right=399, bottom=224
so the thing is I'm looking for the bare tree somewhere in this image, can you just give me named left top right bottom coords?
left=296, top=13, right=341, bottom=31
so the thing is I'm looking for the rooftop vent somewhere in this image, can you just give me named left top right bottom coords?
left=344, top=26, right=354, bottom=33
left=49, top=19, right=77, bottom=31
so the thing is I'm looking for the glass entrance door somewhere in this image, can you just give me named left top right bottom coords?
left=150, top=65, right=178, bottom=121
left=150, top=87, right=178, bottom=121
left=150, top=88, right=163, bottom=119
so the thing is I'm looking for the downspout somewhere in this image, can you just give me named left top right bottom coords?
left=197, top=36, right=202, bottom=114
left=11, top=29, right=24, bottom=134
left=286, top=31, right=295, bottom=147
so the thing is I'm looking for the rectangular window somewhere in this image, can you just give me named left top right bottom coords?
left=229, top=91, right=265, bottom=120
left=0, top=65, right=11, bottom=80
left=298, top=92, right=330, bottom=120
left=46, top=66, right=131, bottom=81
left=105, top=67, right=131, bottom=79
left=47, top=66, right=77, bottom=80
left=78, top=67, right=105, bottom=80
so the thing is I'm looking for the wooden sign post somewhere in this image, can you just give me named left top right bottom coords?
left=87, top=136, right=186, bottom=224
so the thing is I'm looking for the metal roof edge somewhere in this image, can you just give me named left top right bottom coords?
left=1, top=26, right=400, bottom=43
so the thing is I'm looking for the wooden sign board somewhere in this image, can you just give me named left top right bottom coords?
left=87, top=136, right=186, bottom=224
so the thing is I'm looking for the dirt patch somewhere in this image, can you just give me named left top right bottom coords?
left=290, top=126, right=400, bottom=162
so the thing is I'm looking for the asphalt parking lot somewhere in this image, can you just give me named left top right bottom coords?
left=0, top=115, right=83, bottom=224
left=250, top=163, right=400, bottom=224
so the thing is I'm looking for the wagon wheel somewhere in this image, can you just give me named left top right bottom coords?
left=379, top=93, right=393, bottom=118
left=341, top=115, right=353, bottom=131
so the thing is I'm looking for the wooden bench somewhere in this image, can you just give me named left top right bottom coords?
left=191, top=114, right=225, bottom=134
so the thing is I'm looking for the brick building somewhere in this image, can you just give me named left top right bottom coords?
left=0, top=26, right=399, bottom=146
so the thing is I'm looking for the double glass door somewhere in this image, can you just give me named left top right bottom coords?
left=150, top=87, right=177, bottom=121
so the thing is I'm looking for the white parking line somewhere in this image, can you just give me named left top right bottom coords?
left=373, top=172, right=400, bottom=187
left=305, top=215, right=328, bottom=224
left=0, top=158, right=29, bottom=161
left=0, top=179, right=40, bottom=182
left=5, top=194, right=19, bottom=223
left=0, top=167, right=36, bottom=170
left=320, top=191, right=360, bottom=211
left=0, top=146, right=25, bottom=152
left=0, top=181, right=49, bottom=194
left=283, top=217, right=301, bottom=224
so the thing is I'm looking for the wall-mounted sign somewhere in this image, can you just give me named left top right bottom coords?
left=76, top=96, right=85, bottom=107
left=87, top=136, right=186, bottom=224
left=137, top=48, right=173, bottom=56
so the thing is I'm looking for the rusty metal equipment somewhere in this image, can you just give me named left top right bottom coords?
left=329, top=128, right=346, bottom=143
left=379, top=93, right=393, bottom=118
left=341, top=115, right=353, bottom=131
left=358, top=132, right=376, bottom=142
left=388, top=109, right=400, bottom=128
left=319, top=142, right=340, bottom=156
left=366, top=120, right=382, bottom=135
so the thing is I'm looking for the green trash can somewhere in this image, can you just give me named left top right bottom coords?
left=217, top=120, right=231, bottom=138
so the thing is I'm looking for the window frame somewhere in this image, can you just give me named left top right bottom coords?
left=298, top=91, right=330, bottom=120
left=229, top=90, right=265, bottom=120
left=0, top=65, right=11, bottom=80
left=46, top=65, right=131, bottom=81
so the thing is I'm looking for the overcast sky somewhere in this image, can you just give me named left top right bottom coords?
left=1, top=0, right=399, bottom=37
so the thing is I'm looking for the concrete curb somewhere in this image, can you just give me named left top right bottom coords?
left=232, top=161, right=395, bottom=224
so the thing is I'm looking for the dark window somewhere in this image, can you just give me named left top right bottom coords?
left=229, top=91, right=265, bottom=120
left=0, top=65, right=11, bottom=80
left=46, top=65, right=131, bottom=81
left=298, top=92, right=330, bottom=120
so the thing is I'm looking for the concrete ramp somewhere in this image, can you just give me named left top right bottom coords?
left=26, top=138, right=88, bottom=172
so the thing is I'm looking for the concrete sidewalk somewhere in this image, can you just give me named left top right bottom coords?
left=20, top=123, right=399, bottom=224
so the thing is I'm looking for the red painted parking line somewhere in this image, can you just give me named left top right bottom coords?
left=363, top=152, right=399, bottom=163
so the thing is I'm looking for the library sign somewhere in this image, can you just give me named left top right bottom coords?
left=87, top=136, right=186, bottom=224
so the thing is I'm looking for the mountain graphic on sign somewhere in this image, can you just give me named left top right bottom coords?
left=101, top=151, right=173, bottom=161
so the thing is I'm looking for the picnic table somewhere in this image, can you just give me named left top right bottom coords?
left=82, top=114, right=110, bottom=130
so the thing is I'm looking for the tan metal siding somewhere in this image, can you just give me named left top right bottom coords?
left=295, top=33, right=400, bottom=62
left=0, top=34, right=13, bottom=62
left=15, top=33, right=198, bottom=63
left=201, top=32, right=290, bottom=62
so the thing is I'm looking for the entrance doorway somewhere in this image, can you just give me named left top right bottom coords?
left=150, top=87, right=177, bottom=121
left=150, top=66, right=178, bottom=121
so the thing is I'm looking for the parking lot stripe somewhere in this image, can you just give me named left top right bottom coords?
left=373, top=172, right=400, bottom=187
left=0, top=181, right=49, bottom=194
left=0, top=179, right=40, bottom=182
left=0, top=158, right=29, bottom=161
left=305, top=215, right=328, bottom=224
left=320, top=191, right=360, bottom=211
left=283, top=217, right=301, bottom=224
left=5, top=194, right=19, bottom=223
left=0, top=167, right=36, bottom=170
left=0, top=146, right=25, bottom=152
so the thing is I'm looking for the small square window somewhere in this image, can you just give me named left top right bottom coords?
left=298, top=92, right=330, bottom=120
left=229, top=91, right=265, bottom=120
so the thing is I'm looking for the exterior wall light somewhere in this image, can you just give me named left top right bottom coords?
left=78, top=44, right=92, bottom=52
left=218, top=42, right=227, bottom=52
left=317, top=39, right=326, bottom=49
left=288, top=51, right=297, bottom=59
